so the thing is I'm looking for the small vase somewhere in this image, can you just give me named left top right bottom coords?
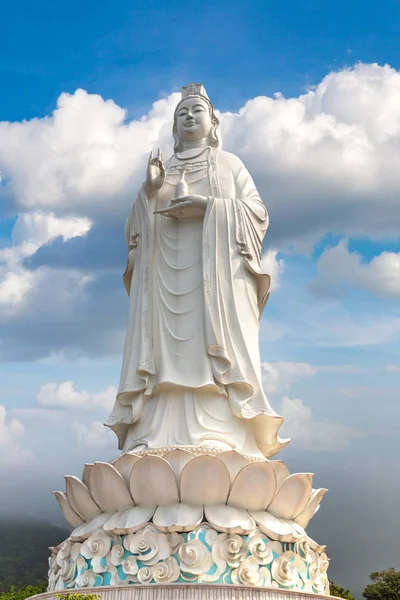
left=175, top=169, right=188, bottom=198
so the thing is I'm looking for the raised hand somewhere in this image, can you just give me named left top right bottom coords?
left=154, top=195, right=209, bottom=219
left=144, top=148, right=165, bottom=197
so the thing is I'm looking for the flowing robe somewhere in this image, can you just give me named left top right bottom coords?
left=106, top=148, right=289, bottom=459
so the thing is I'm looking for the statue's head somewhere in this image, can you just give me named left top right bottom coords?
left=173, top=83, right=221, bottom=152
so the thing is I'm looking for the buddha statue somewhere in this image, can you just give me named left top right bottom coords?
left=106, top=83, right=289, bottom=460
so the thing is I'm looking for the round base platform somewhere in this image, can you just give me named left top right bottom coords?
left=29, top=584, right=338, bottom=600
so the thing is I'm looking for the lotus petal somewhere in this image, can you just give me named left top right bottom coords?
left=250, top=511, right=305, bottom=543
left=267, top=473, right=313, bottom=520
left=269, top=460, right=290, bottom=490
left=88, top=462, right=134, bottom=513
left=70, top=512, right=112, bottom=541
left=82, top=464, right=94, bottom=488
left=218, top=451, right=249, bottom=484
left=294, top=488, right=328, bottom=529
left=180, top=456, right=230, bottom=505
left=153, top=502, right=203, bottom=532
left=228, top=462, right=276, bottom=510
left=53, top=491, right=84, bottom=528
left=103, top=505, right=156, bottom=535
left=65, top=475, right=102, bottom=522
left=130, top=456, right=179, bottom=506
left=112, top=453, right=140, bottom=486
left=205, top=505, right=255, bottom=534
left=163, top=450, right=195, bottom=485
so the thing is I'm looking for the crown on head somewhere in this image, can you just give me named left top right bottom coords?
left=181, top=83, right=210, bottom=101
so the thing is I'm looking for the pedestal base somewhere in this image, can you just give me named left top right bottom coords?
left=51, top=450, right=330, bottom=595
left=48, top=524, right=330, bottom=595
left=30, top=584, right=338, bottom=600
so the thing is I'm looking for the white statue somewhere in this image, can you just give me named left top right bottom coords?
left=106, top=83, right=289, bottom=459
left=52, top=86, right=328, bottom=593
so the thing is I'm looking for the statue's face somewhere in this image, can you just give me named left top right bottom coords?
left=176, top=97, right=213, bottom=143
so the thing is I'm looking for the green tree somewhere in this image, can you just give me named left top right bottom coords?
left=0, top=587, right=99, bottom=600
left=56, top=595, right=99, bottom=600
left=329, top=579, right=357, bottom=599
left=0, top=584, right=47, bottom=600
left=363, top=568, right=400, bottom=600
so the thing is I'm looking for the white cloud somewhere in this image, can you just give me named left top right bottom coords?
left=11, top=212, right=92, bottom=246
left=0, top=405, right=32, bottom=465
left=37, top=382, right=117, bottom=411
left=0, top=213, right=91, bottom=308
left=1, top=63, right=400, bottom=359
left=302, top=62, right=400, bottom=142
left=0, top=271, right=35, bottom=306
left=1, top=63, right=400, bottom=245
left=310, top=240, right=400, bottom=298
left=220, top=63, right=400, bottom=247
left=72, top=421, right=115, bottom=450
left=260, top=250, right=284, bottom=291
left=280, top=396, right=361, bottom=451
left=262, top=362, right=316, bottom=394
left=0, top=89, right=178, bottom=214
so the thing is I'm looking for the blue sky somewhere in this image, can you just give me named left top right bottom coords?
left=3, top=0, right=400, bottom=122
left=1, top=2, right=400, bottom=599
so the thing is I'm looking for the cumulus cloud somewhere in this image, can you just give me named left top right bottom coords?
left=1, top=63, right=400, bottom=243
left=0, top=213, right=91, bottom=309
left=1, top=62, right=400, bottom=359
left=310, top=239, right=400, bottom=298
left=11, top=213, right=92, bottom=246
left=260, top=250, right=284, bottom=291
left=37, top=382, right=117, bottom=411
left=0, top=89, right=178, bottom=216
left=221, top=62, right=400, bottom=247
left=0, top=405, right=32, bottom=465
left=71, top=421, right=115, bottom=450
left=262, top=362, right=317, bottom=394
left=280, top=396, right=361, bottom=451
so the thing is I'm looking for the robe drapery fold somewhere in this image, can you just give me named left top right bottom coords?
left=106, top=148, right=289, bottom=459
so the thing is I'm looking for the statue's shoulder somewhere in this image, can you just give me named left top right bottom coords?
left=217, top=150, right=246, bottom=176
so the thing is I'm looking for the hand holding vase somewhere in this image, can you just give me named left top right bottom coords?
left=154, top=194, right=209, bottom=219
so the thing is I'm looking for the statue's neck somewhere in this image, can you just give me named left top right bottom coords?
left=179, top=138, right=210, bottom=151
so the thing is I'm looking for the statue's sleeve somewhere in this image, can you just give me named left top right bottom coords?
left=232, top=159, right=271, bottom=313
left=123, top=195, right=141, bottom=295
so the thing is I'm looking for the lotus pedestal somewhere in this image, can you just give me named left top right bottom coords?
left=47, top=448, right=330, bottom=596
